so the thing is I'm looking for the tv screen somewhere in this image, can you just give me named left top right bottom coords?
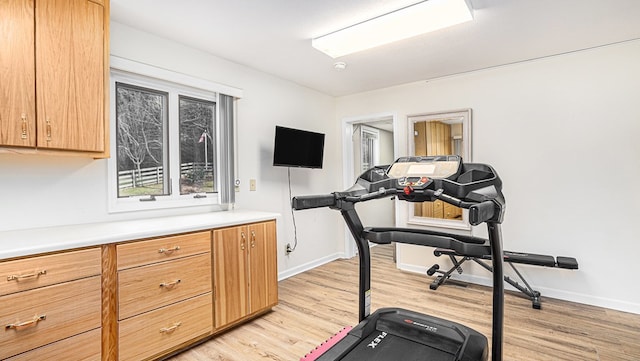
left=273, top=126, right=325, bottom=169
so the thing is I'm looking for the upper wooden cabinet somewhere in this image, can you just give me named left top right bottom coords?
left=0, top=0, right=109, bottom=157
left=0, top=0, right=36, bottom=148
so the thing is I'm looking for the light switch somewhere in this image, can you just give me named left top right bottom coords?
left=250, top=179, right=256, bottom=191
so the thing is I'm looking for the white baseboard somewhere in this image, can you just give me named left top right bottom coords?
left=278, top=252, right=345, bottom=281
left=398, top=262, right=640, bottom=315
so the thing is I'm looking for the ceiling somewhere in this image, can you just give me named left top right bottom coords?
left=110, top=0, right=640, bottom=97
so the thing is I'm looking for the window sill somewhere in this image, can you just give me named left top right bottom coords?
left=108, top=194, right=220, bottom=214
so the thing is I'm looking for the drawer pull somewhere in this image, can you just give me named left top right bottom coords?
left=46, top=119, right=52, bottom=142
left=21, top=114, right=28, bottom=139
left=158, top=246, right=181, bottom=254
left=7, top=269, right=47, bottom=281
left=159, top=279, right=181, bottom=289
left=159, top=322, right=182, bottom=334
left=5, top=314, right=47, bottom=331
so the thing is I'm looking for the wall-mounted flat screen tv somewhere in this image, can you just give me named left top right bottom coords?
left=273, top=126, right=325, bottom=169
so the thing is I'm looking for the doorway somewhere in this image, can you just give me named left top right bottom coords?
left=341, top=113, right=397, bottom=258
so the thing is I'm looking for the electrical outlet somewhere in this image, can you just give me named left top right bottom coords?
left=286, top=243, right=292, bottom=255
left=250, top=179, right=256, bottom=191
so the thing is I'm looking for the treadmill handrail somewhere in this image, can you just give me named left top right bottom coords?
left=292, top=186, right=494, bottom=211
left=291, top=193, right=336, bottom=210
left=363, top=227, right=491, bottom=258
left=365, top=227, right=488, bottom=244
left=291, top=187, right=395, bottom=211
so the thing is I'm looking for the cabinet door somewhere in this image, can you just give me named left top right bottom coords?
left=248, top=221, right=278, bottom=313
left=213, top=226, right=248, bottom=329
left=35, top=0, right=105, bottom=152
left=0, top=0, right=36, bottom=147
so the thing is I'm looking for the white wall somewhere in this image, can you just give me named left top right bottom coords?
left=0, top=22, right=343, bottom=279
left=335, top=40, right=640, bottom=314
left=1, top=20, right=638, bottom=315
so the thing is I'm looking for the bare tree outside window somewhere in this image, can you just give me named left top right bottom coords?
left=116, top=83, right=168, bottom=198
left=179, top=96, right=216, bottom=195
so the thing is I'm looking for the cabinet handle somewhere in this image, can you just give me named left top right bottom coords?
left=21, top=114, right=27, bottom=139
left=5, top=314, right=46, bottom=331
left=46, top=119, right=52, bottom=142
left=241, top=232, right=246, bottom=250
left=159, top=322, right=182, bottom=333
left=158, top=246, right=181, bottom=254
left=7, top=269, right=47, bottom=282
left=251, top=230, right=256, bottom=248
left=159, top=279, right=181, bottom=289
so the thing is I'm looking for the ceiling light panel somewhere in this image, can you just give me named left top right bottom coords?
left=312, top=0, right=474, bottom=58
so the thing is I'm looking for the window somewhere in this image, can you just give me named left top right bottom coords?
left=108, top=57, right=240, bottom=212
left=360, top=126, right=380, bottom=172
left=115, top=83, right=169, bottom=198
left=178, top=96, right=216, bottom=195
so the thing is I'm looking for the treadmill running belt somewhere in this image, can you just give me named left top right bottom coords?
left=341, top=332, right=456, bottom=361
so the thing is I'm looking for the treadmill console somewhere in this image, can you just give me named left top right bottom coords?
left=388, top=156, right=461, bottom=189
left=386, top=156, right=463, bottom=202
left=383, top=155, right=502, bottom=210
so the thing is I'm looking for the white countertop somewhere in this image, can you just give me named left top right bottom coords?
left=0, top=209, right=280, bottom=260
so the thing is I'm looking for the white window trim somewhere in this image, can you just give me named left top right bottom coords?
left=107, top=57, right=241, bottom=213
left=110, top=56, right=243, bottom=98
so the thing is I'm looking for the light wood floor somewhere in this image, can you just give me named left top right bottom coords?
left=171, top=245, right=640, bottom=361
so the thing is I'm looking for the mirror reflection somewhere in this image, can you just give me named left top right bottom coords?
left=409, top=109, right=471, bottom=226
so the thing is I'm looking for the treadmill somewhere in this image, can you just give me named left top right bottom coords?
left=292, top=156, right=505, bottom=361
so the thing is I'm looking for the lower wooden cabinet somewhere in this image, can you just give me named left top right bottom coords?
left=213, top=220, right=278, bottom=330
left=6, top=328, right=101, bottom=361
left=0, top=276, right=102, bottom=359
left=1, top=219, right=278, bottom=361
left=118, top=253, right=212, bottom=320
left=0, top=247, right=102, bottom=360
left=118, top=293, right=212, bottom=361
left=115, top=231, right=213, bottom=360
left=0, top=247, right=101, bottom=296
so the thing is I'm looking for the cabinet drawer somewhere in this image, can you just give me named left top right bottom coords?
left=117, top=231, right=211, bottom=270
left=0, top=276, right=102, bottom=359
left=118, top=253, right=212, bottom=320
left=6, top=328, right=101, bottom=361
left=0, top=248, right=101, bottom=296
left=119, top=293, right=213, bottom=361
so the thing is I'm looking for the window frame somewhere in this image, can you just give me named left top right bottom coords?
left=360, top=125, right=380, bottom=173
left=114, top=81, right=171, bottom=198
left=177, top=94, right=218, bottom=196
left=107, top=57, right=241, bottom=213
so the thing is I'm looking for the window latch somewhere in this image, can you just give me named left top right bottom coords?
left=139, top=195, right=157, bottom=202
left=193, top=194, right=207, bottom=199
